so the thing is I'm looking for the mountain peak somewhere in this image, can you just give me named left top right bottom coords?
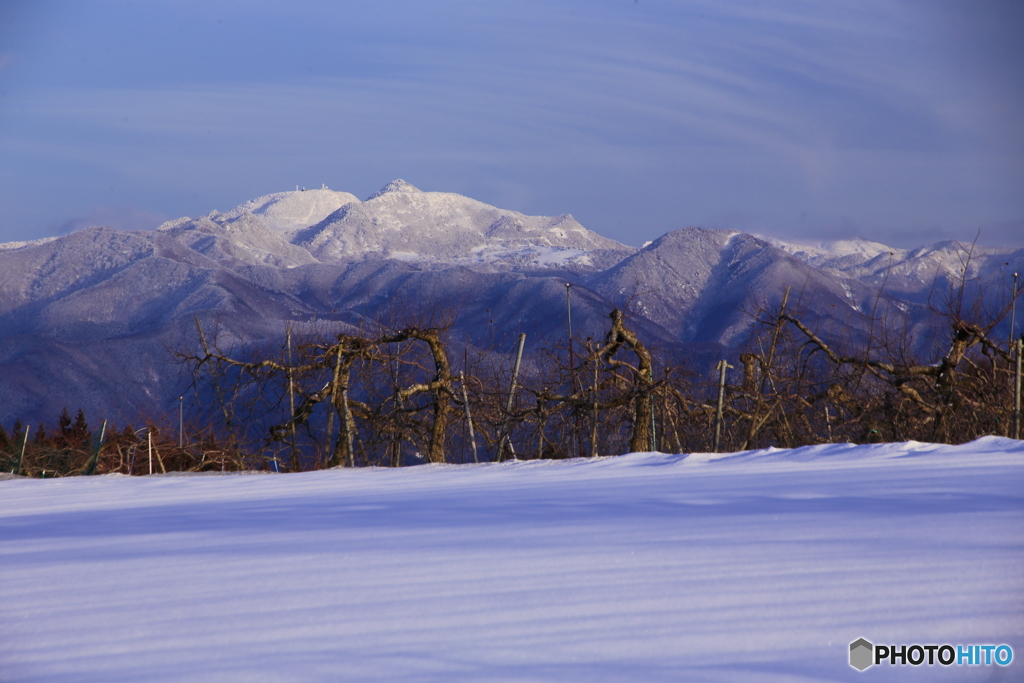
left=366, top=179, right=422, bottom=201
left=210, top=188, right=361, bottom=232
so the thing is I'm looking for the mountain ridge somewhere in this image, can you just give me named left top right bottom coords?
left=1, top=180, right=1022, bottom=428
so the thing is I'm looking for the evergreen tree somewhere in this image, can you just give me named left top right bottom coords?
left=58, top=407, right=72, bottom=435
left=34, top=422, right=48, bottom=445
left=71, top=410, right=89, bottom=447
left=56, top=408, right=74, bottom=449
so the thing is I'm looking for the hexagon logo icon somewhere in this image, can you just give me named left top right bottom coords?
left=849, top=638, right=874, bottom=671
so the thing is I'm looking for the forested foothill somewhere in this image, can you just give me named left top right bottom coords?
left=4, top=262, right=1021, bottom=477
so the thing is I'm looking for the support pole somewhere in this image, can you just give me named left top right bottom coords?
left=15, top=428, right=27, bottom=476
left=459, top=372, right=479, bottom=463
left=178, top=396, right=184, bottom=449
left=286, top=325, right=296, bottom=466
left=591, top=341, right=599, bottom=457
left=392, top=349, right=401, bottom=468
left=565, top=283, right=574, bottom=362
left=566, top=282, right=582, bottom=457
left=153, top=434, right=167, bottom=474
left=392, top=392, right=403, bottom=468
left=535, top=396, right=546, bottom=460
left=497, top=333, right=526, bottom=461
left=1010, top=273, right=1019, bottom=440
left=1010, top=272, right=1018, bottom=350
left=148, top=428, right=153, bottom=475
left=1014, top=336, right=1021, bottom=440
left=713, top=360, right=732, bottom=453
left=83, top=420, right=107, bottom=476
left=325, top=346, right=341, bottom=468
left=650, top=391, right=657, bottom=452
left=342, top=385, right=355, bottom=468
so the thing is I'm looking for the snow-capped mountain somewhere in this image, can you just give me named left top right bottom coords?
left=155, top=180, right=632, bottom=270
left=1, top=180, right=1021, bottom=428
left=298, top=180, right=627, bottom=266
left=761, top=237, right=898, bottom=269
left=216, top=186, right=361, bottom=231
left=767, top=236, right=1024, bottom=304
left=588, top=228, right=902, bottom=346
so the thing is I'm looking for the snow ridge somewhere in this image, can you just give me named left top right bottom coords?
left=365, top=179, right=422, bottom=200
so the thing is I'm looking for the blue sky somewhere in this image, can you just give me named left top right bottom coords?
left=1, top=0, right=1021, bottom=248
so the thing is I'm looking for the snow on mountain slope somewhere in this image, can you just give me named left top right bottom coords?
left=159, top=213, right=320, bottom=269
left=2, top=181, right=1019, bottom=428
left=0, top=228, right=156, bottom=315
left=0, top=236, right=60, bottom=252
left=0, top=222, right=338, bottom=423
left=768, top=236, right=1024, bottom=304
left=2, top=437, right=1021, bottom=683
left=764, top=237, right=900, bottom=270
left=212, top=187, right=361, bottom=231
left=150, top=181, right=632, bottom=270
left=840, top=241, right=1024, bottom=303
left=297, top=180, right=631, bottom=264
left=0, top=217, right=925, bottom=427
left=0, top=216, right=636, bottom=425
left=365, top=178, right=419, bottom=200
left=588, top=228, right=900, bottom=346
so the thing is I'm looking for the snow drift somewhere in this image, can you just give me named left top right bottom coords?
left=1, top=437, right=1021, bottom=682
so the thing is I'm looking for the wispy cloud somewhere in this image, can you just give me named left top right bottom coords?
left=0, top=0, right=1020, bottom=247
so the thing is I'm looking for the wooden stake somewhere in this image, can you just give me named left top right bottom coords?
left=392, top=349, right=401, bottom=468
left=650, top=389, right=658, bottom=453
left=1010, top=273, right=1019, bottom=440
left=459, top=371, right=478, bottom=463
left=535, top=395, right=546, bottom=460
left=590, top=341, right=599, bottom=457
left=392, top=392, right=402, bottom=468
left=713, top=360, right=732, bottom=453
left=496, top=333, right=526, bottom=462
left=82, top=420, right=107, bottom=476
left=286, top=325, right=296, bottom=467
left=1014, top=337, right=1021, bottom=440
left=325, top=344, right=344, bottom=468
left=1010, top=272, right=1018, bottom=350
left=152, top=432, right=167, bottom=474
left=342, top=384, right=355, bottom=468
left=15, top=428, right=27, bottom=476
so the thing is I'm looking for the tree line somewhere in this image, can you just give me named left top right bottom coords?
left=0, top=407, right=208, bottom=477
left=4, top=269, right=1022, bottom=477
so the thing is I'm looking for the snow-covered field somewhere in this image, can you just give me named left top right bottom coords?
left=2, top=438, right=1022, bottom=682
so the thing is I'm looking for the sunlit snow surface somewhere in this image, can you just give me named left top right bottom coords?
left=2, top=438, right=1022, bottom=682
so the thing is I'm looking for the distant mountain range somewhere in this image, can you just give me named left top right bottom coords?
left=2, top=180, right=1021, bottom=428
